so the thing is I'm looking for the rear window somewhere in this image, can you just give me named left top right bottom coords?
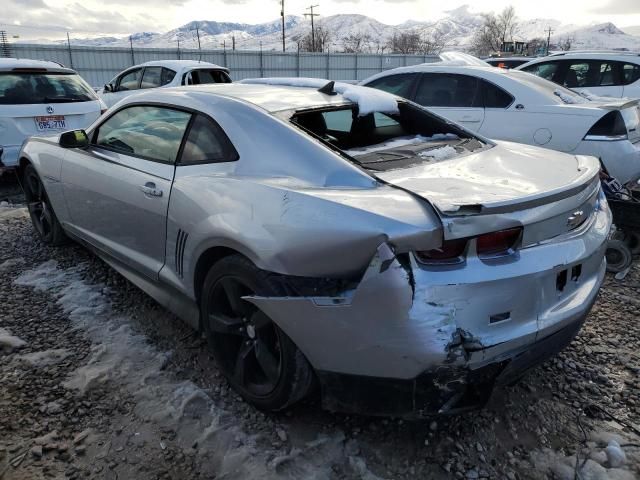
left=508, top=70, right=587, bottom=104
left=184, top=69, right=232, bottom=85
left=291, top=103, right=487, bottom=172
left=0, top=72, right=97, bottom=105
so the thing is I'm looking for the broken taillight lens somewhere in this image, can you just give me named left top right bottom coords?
left=415, top=238, right=468, bottom=265
left=476, top=227, right=522, bottom=257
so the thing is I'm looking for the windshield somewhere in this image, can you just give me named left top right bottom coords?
left=291, top=103, right=487, bottom=172
left=507, top=70, right=588, bottom=104
left=0, top=72, right=98, bottom=104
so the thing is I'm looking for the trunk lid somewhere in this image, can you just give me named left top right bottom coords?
left=375, top=141, right=600, bottom=237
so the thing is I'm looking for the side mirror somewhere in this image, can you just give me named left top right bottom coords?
left=104, top=83, right=114, bottom=93
left=59, top=130, right=89, bottom=149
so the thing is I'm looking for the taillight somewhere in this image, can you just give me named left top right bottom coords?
left=584, top=111, right=627, bottom=141
left=476, top=227, right=522, bottom=257
left=415, top=238, right=467, bottom=265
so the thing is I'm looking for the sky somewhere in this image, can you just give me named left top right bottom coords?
left=2, top=0, right=640, bottom=41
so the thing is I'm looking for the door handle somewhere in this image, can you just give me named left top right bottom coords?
left=139, top=182, right=163, bottom=197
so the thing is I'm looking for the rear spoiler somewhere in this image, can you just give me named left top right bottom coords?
left=597, top=98, right=640, bottom=110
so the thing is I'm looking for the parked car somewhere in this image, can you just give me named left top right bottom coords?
left=361, top=64, right=640, bottom=184
left=18, top=81, right=611, bottom=417
left=99, top=60, right=231, bottom=108
left=516, top=52, right=640, bottom=99
left=0, top=58, right=105, bottom=172
left=485, top=57, right=534, bottom=69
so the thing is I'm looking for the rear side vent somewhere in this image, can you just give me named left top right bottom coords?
left=175, top=229, right=189, bottom=278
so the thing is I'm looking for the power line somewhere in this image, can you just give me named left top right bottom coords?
left=304, top=4, right=320, bottom=52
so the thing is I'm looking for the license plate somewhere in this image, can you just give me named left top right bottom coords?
left=34, top=115, right=66, bottom=131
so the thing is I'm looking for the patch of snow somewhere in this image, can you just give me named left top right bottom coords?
left=14, top=260, right=384, bottom=479
left=345, top=134, right=459, bottom=156
left=605, top=440, right=627, bottom=468
left=0, top=327, right=26, bottom=353
left=240, top=77, right=399, bottom=116
left=579, top=89, right=627, bottom=103
left=418, top=145, right=458, bottom=161
left=0, top=257, right=25, bottom=272
left=16, top=348, right=71, bottom=367
left=554, top=89, right=589, bottom=104
left=439, top=51, right=491, bottom=67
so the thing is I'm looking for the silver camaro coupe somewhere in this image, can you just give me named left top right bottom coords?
left=18, top=80, right=611, bottom=417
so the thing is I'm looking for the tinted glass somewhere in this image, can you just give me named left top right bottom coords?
left=0, top=73, right=97, bottom=105
left=365, top=74, right=417, bottom=98
left=321, top=109, right=352, bottom=132
left=140, top=67, right=162, bottom=89
left=180, top=114, right=238, bottom=164
left=622, top=63, right=640, bottom=85
left=185, top=69, right=232, bottom=85
left=118, top=69, right=142, bottom=91
left=161, top=68, right=176, bottom=85
left=564, top=60, right=619, bottom=88
left=95, top=106, right=191, bottom=163
left=480, top=80, right=513, bottom=108
left=522, top=62, right=559, bottom=81
left=415, top=73, right=479, bottom=107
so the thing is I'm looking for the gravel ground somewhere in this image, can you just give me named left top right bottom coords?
left=1, top=174, right=639, bottom=480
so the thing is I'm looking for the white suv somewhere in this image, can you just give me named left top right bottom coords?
left=0, top=58, right=105, bottom=171
left=99, top=60, right=231, bottom=108
left=517, top=52, right=640, bottom=99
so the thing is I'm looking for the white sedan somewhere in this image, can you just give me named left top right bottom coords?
left=99, top=60, right=231, bottom=108
left=361, top=64, right=640, bottom=184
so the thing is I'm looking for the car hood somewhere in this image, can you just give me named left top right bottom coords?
left=375, top=141, right=600, bottom=216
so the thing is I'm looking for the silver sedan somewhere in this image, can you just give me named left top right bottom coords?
left=18, top=81, right=611, bottom=417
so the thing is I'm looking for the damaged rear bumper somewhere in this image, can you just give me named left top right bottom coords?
left=317, top=312, right=588, bottom=417
left=248, top=193, right=610, bottom=417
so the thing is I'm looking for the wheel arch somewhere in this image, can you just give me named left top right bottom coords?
left=193, top=245, right=248, bottom=305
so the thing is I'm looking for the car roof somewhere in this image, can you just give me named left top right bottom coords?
left=128, top=83, right=362, bottom=113
left=486, top=57, right=534, bottom=62
left=361, top=63, right=504, bottom=84
left=0, top=57, right=75, bottom=73
left=520, top=52, right=640, bottom=65
left=137, top=60, right=228, bottom=72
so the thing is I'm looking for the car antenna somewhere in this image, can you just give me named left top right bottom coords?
left=318, top=80, right=337, bottom=95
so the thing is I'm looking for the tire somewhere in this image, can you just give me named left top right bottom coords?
left=200, top=254, right=315, bottom=411
left=23, top=164, right=66, bottom=245
left=606, top=240, right=633, bottom=273
left=623, top=230, right=640, bottom=255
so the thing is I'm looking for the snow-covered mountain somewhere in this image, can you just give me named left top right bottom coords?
left=39, top=5, right=640, bottom=53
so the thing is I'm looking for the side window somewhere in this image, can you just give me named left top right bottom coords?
left=623, top=63, right=640, bottom=85
left=414, top=73, right=479, bottom=108
left=365, top=74, right=418, bottom=98
left=140, top=67, right=162, bottom=89
left=117, top=69, right=142, bottom=91
left=565, top=60, right=619, bottom=88
left=321, top=110, right=353, bottom=132
left=180, top=114, right=238, bottom=165
left=185, top=69, right=232, bottom=85
left=161, top=68, right=176, bottom=86
left=522, top=62, right=560, bottom=82
left=94, top=105, right=191, bottom=163
left=480, top=80, right=513, bottom=108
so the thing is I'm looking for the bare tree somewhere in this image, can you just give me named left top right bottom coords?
left=557, top=35, right=574, bottom=51
left=470, top=6, right=519, bottom=56
left=341, top=32, right=373, bottom=53
left=387, top=32, right=422, bottom=54
left=421, top=27, right=451, bottom=55
left=297, top=25, right=331, bottom=52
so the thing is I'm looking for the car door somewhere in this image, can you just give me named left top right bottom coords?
left=475, top=79, right=518, bottom=140
left=101, top=68, right=143, bottom=108
left=413, top=73, right=485, bottom=131
left=61, top=104, right=192, bottom=280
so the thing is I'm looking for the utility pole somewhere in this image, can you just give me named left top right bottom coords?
left=195, top=23, right=202, bottom=51
left=281, top=0, right=286, bottom=52
left=66, top=32, right=73, bottom=68
left=304, top=5, right=320, bottom=52
left=545, top=27, right=553, bottom=56
left=129, top=35, right=135, bottom=65
left=232, top=35, right=235, bottom=51
left=0, top=31, right=10, bottom=58
left=176, top=38, right=181, bottom=59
